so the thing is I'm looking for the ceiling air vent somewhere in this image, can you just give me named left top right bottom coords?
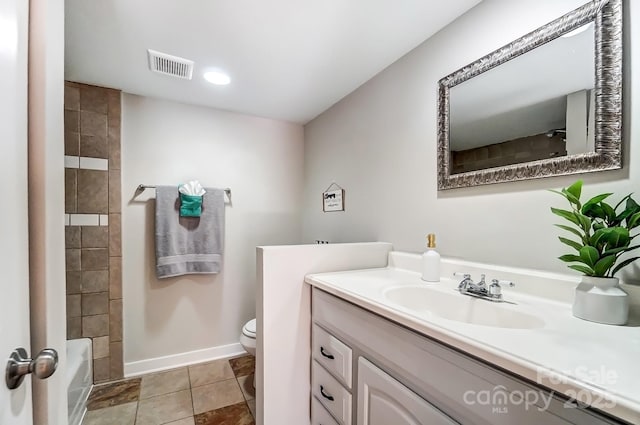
left=147, top=49, right=194, bottom=80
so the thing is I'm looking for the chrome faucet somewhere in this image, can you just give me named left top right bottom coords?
left=454, top=272, right=514, bottom=302
left=454, top=273, right=474, bottom=291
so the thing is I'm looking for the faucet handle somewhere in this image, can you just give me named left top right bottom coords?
left=489, top=279, right=502, bottom=297
left=489, top=279, right=515, bottom=298
left=454, top=272, right=472, bottom=290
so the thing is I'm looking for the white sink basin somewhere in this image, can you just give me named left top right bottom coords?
left=383, top=286, right=545, bottom=329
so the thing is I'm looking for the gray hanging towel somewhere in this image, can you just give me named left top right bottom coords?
left=155, top=186, right=225, bottom=278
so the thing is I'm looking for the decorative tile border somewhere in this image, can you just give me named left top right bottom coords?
left=65, top=155, right=109, bottom=171
left=66, top=214, right=109, bottom=226
left=64, top=155, right=80, bottom=168
left=81, top=157, right=109, bottom=171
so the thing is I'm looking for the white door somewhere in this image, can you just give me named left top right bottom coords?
left=357, top=358, right=459, bottom=425
left=0, top=0, right=33, bottom=423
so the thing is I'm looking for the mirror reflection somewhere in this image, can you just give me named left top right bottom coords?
left=449, top=23, right=594, bottom=175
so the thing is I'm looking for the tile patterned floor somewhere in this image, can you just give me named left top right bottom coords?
left=82, top=355, right=256, bottom=425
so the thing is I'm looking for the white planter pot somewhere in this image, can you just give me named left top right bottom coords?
left=572, top=276, right=629, bottom=325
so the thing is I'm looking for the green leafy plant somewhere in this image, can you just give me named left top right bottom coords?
left=551, top=180, right=640, bottom=277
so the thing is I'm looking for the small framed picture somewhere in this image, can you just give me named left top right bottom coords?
left=323, top=189, right=344, bottom=212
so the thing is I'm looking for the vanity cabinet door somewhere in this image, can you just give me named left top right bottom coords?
left=357, top=357, right=459, bottom=425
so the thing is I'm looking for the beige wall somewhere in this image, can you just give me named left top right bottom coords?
left=64, top=82, right=123, bottom=383
left=302, top=0, right=639, bottom=281
left=121, top=95, right=304, bottom=373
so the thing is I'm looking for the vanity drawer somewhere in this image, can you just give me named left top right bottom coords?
left=312, top=395, right=340, bottom=425
left=312, top=360, right=352, bottom=425
left=313, top=323, right=352, bottom=388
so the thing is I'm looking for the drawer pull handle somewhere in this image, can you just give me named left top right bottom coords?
left=320, top=385, right=334, bottom=401
left=320, top=346, right=335, bottom=360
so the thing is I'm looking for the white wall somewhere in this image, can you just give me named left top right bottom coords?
left=303, top=0, right=639, bottom=279
left=256, top=243, right=393, bottom=425
left=122, top=95, right=304, bottom=372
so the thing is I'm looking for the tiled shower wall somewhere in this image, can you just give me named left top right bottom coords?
left=450, top=133, right=567, bottom=174
left=64, top=82, right=123, bottom=383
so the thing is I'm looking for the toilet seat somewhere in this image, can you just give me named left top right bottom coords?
left=242, top=319, right=256, bottom=338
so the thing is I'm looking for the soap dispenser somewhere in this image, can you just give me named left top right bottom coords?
left=421, top=234, right=440, bottom=282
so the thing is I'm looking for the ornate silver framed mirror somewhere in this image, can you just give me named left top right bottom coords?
left=437, top=0, right=622, bottom=190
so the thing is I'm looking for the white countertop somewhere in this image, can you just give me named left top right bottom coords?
left=305, top=263, right=640, bottom=424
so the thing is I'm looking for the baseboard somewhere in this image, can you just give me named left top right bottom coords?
left=124, top=343, right=246, bottom=377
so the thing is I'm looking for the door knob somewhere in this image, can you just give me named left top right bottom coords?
left=5, top=347, right=58, bottom=390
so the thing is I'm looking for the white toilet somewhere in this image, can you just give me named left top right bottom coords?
left=240, top=318, right=256, bottom=356
left=240, top=318, right=256, bottom=387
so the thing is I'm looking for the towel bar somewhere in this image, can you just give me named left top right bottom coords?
left=136, top=184, right=231, bottom=198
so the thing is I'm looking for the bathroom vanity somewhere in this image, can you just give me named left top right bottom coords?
left=305, top=253, right=640, bottom=425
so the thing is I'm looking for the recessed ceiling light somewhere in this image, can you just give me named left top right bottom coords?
left=204, top=70, right=231, bottom=85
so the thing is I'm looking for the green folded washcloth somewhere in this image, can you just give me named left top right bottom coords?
left=179, top=193, right=203, bottom=217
